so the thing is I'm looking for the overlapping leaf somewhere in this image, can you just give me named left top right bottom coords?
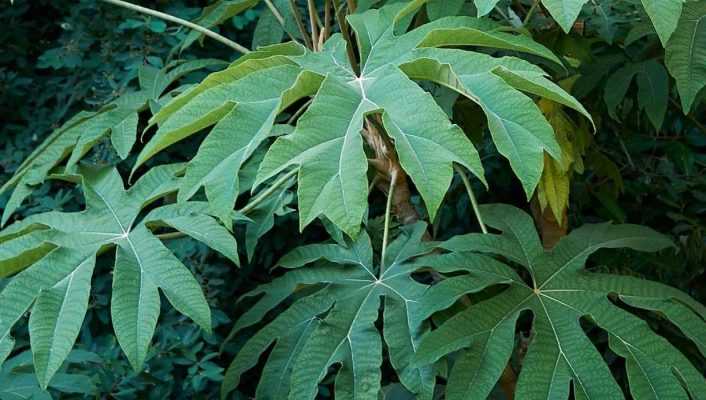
left=604, top=59, right=669, bottom=130
left=141, top=3, right=588, bottom=237
left=414, top=204, right=706, bottom=400
left=666, top=1, right=706, bottom=112
left=221, top=223, right=446, bottom=399
left=0, top=165, right=238, bottom=388
left=476, top=0, right=684, bottom=43
left=0, top=59, right=226, bottom=226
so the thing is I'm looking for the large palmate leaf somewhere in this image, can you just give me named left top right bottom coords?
left=666, top=1, right=706, bottom=112
left=221, top=223, right=454, bottom=400
left=414, top=204, right=706, bottom=400
left=0, top=59, right=226, bottom=226
left=0, top=165, right=238, bottom=388
left=138, top=2, right=589, bottom=237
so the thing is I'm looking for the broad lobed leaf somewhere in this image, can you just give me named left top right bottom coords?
left=221, top=223, right=443, bottom=399
left=415, top=204, right=706, bottom=400
left=140, top=3, right=589, bottom=237
left=0, top=164, right=238, bottom=387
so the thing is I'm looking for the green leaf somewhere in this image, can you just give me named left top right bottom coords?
left=415, top=204, right=705, bottom=400
left=257, top=73, right=372, bottom=237
left=180, top=0, right=260, bottom=51
left=140, top=5, right=571, bottom=235
left=604, top=64, right=639, bottom=120
left=475, top=0, right=587, bottom=32
left=540, top=0, right=589, bottom=32
left=604, top=60, right=668, bottom=130
left=400, top=50, right=561, bottom=197
left=426, top=0, right=465, bottom=20
left=111, top=245, right=160, bottom=371
left=636, top=60, right=669, bottom=130
left=0, top=337, right=13, bottom=367
left=29, top=255, right=95, bottom=388
left=640, top=0, right=684, bottom=45
left=222, top=224, right=439, bottom=399
left=0, top=165, right=232, bottom=382
left=666, top=1, right=706, bottom=112
left=0, top=60, right=224, bottom=224
left=243, top=180, right=294, bottom=261
left=252, top=8, right=285, bottom=49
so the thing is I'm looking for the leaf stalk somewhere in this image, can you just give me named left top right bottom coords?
left=98, top=0, right=251, bottom=54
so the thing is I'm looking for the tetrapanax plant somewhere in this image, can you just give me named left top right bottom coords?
left=132, top=1, right=592, bottom=237
left=415, top=204, right=706, bottom=400
left=0, top=1, right=704, bottom=399
left=221, top=223, right=443, bottom=399
left=0, top=165, right=239, bottom=387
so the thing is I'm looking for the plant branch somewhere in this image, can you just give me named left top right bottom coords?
left=307, top=0, right=321, bottom=50
left=264, top=0, right=286, bottom=26
left=453, top=164, right=487, bottom=234
left=155, top=231, right=185, bottom=241
left=239, top=168, right=298, bottom=214
left=523, top=0, right=540, bottom=25
left=321, top=0, right=332, bottom=48
left=332, top=0, right=360, bottom=75
left=289, top=0, right=314, bottom=49
left=156, top=170, right=297, bottom=242
left=346, top=0, right=356, bottom=13
left=380, top=170, right=397, bottom=275
left=98, top=0, right=250, bottom=54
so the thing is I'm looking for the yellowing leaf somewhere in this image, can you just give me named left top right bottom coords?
left=536, top=99, right=588, bottom=223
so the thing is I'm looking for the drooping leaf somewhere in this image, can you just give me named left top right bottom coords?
left=666, top=1, right=706, bottom=112
left=415, top=204, right=706, bottom=400
left=222, top=223, right=444, bottom=399
left=536, top=99, right=589, bottom=222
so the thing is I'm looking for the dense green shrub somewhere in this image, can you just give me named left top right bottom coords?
left=0, top=0, right=704, bottom=399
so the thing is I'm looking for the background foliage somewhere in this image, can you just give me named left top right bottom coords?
left=0, top=0, right=704, bottom=399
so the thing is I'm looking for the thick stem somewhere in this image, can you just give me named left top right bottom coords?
left=98, top=0, right=250, bottom=54
left=363, top=117, right=420, bottom=225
